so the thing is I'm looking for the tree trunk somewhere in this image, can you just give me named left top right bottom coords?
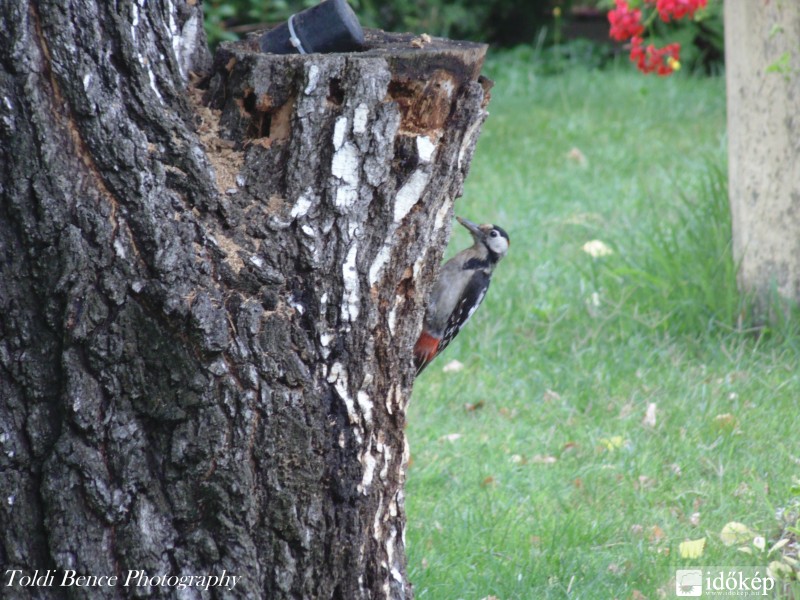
left=725, top=1, right=800, bottom=316
left=0, top=2, right=489, bottom=599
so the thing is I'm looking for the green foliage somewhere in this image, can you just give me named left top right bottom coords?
left=203, top=0, right=292, bottom=44
left=407, top=56, right=800, bottom=599
left=591, top=164, right=742, bottom=338
left=202, top=1, right=724, bottom=74
left=203, top=0, right=551, bottom=47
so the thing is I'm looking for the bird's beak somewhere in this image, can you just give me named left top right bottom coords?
left=456, top=216, right=482, bottom=237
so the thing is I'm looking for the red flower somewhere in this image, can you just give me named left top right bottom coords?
left=608, top=0, right=644, bottom=42
left=649, top=0, right=708, bottom=22
left=629, top=36, right=681, bottom=76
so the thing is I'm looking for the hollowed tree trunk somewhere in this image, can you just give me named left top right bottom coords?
left=0, top=2, right=490, bottom=599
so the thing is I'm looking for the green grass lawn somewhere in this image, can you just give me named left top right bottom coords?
left=406, top=52, right=800, bottom=599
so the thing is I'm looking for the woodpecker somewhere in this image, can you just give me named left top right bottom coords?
left=414, top=216, right=510, bottom=374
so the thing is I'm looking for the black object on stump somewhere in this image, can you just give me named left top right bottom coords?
left=259, top=0, right=365, bottom=55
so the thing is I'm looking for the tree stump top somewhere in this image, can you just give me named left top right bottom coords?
left=206, top=29, right=491, bottom=147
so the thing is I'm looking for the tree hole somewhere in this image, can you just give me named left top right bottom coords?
left=243, top=91, right=272, bottom=139
left=327, top=78, right=344, bottom=106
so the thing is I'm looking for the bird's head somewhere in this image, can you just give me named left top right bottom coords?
left=456, top=216, right=510, bottom=260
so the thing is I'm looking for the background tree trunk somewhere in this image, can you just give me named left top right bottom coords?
left=725, top=1, right=800, bottom=316
left=0, top=2, right=489, bottom=599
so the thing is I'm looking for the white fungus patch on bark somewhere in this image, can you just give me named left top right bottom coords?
left=168, top=1, right=200, bottom=80
left=368, top=242, right=392, bottom=287
left=353, top=103, right=369, bottom=134
left=331, top=118, right=360, bottom=209
left=113, top=237, right=126, bottom=259
left=287, top=294, right=305, bottom=315
left=387, top=294, right=404, bottom=336
left=357, top=390, right=373, bottom=425
left=291, top=191, right=315, bottom=219
left=416, top=135, right=437, bottom=163
left=433, top=195, right=454, bottom=231
left=328, top=362, right=358, bottom=424
left=372, top=491, right=385, bottom=541
left=332, top=116, right=348, bottom=149
left=130, top=2, right=140, bottom=42
left=341, top=243, right=360, bottom=322
left=331, top=115, right=361, bottom=212
left=359, top=449, right=377, bottom=494
left=319, top=331, right=333, bottom=359
left=304, top=64, right=321, bottom=95
left=393, top=169, right=431, bottom=223
left=147, top=66, right=163, bottom=102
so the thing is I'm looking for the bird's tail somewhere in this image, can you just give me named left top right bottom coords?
left=413, top=331, right=440, bottom=375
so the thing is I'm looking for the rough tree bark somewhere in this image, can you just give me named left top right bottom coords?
left=725, top=2, right=800, bottom=315
left=0, top=2, right=490, bottom=599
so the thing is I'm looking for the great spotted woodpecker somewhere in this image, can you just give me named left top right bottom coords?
left=414, top=216, right=510, bottom=374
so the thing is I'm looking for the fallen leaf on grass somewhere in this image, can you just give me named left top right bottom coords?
left=642, top=402, right=657, bottom=428
left=649, top=525, right=666, bottom=543
left=531, top=454, right=558, bottom=464
left=689, top=512, right=701, bottom=526
left=464, top=400, right=485, bottom=412
left=720, top=521, right=756, bottom=546
left=713, top=413, right=738, bottom=430
left=636, top=475, right=656, bottom=490
left=630, top=590, right=647, bottom=600
left=566, top=147, right=588, bottom=166
left=733, top=482, right=751, bottom=497
left=543, top=389, right=562, bottom=402
left=586, top=291, right=601, bottom=315
left=679, top=537, right=706, bottom=559
left=768, top=560, right=795, bottom=579
left=481, top=476, right=496, bottom=487
left=442, top=359, right=464, bottom=373
left=769, top=538, right=790, bottom=554
left=562, top=441, right=578, bottom=452
left=439, top=433, right=462, bottom=443
left=600, top=436, right=625, bottom=451
left=582, top=239, right=614, bottom=258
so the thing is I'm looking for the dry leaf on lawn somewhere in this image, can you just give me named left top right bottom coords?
left=679, top=537, right=706, bottom=559
left=642, top=402, right=657, bottom=427
left=720, top=521, right=755, bottom=546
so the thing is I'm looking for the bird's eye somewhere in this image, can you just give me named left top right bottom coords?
left=490, top=231, right=498, bottom=238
